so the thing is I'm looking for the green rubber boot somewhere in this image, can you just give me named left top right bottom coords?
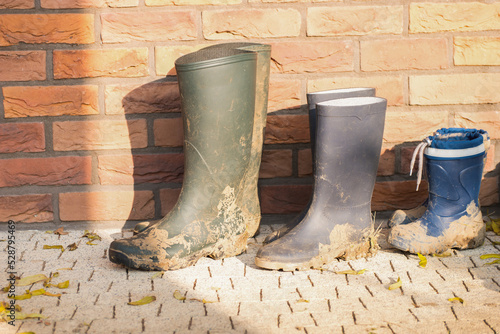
left=133, top=43, right=271, bottom=238
left=109, top=46, right=259, bottom=270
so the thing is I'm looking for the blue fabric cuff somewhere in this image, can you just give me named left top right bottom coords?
left=427, top=128, right=489, bottom=150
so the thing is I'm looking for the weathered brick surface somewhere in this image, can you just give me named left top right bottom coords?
left=59, top=191, right=155, bottom=221
left=268, top=79, right=301, bottom=112
left=147, top=0, right=239, bottom=6
left=270, top=41, right=354, bottom=74
left=0, top=123, right=45, bottom=153
left=378, top=146, right=396, bottom=176
left=372, top=180, right=429, bottom=211
left=203, top=9, right=301, bottom=39
left=260, top=185, right=313, bottom=214
left=454, top=111, right=500, bottom=140
left=105, top=82, right=181, bottom=115
left=361, top=38, right=448, bottom=71
left=0, top=0, right=34, bottom=9
left=259, top=150, right=292, bottom=179
left=308, top=76, right=404, bottom=106
left=410, top=73, right=500, bottom=105
left=410, top=2, right=500, bottom=33
left=3, top=85, right=98, bottom=118
left=98, top=154, right=184, bottom=185
left=298, top=149, right=312, bottom=177
left=400, top=146, right=418, bottom=175
left=454, top=37, right=500, bottom=66
left=156, top=45, right=208, bottom=76
left=0, top=14, right=94, bottom=46
left=154, top=118, right=184, bottom=147
left=53, top=120, right=148, bottom=151
left=0, top=194, right=53, bottom=223
left=101, top=11, right=196, bottom=43
left=480, top=176, right=499, bottom=206
left=159, top=188, right=181, bottom=215
left=308, top=6, right=403, bottom=36
left=53, top=48, right=148, bottom=79
left=383, top=110, right=448, bottom=143
left=41, top=0, right=138, bottom=8
left=0, top=51, right=45, bottom=81
left=0, top=156, right=92, bottom=187
left=264, top=115, right=309, bottom=144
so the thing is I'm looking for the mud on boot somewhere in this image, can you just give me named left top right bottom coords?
left=388, top=128, right=490, bottom=255
left=256, top=97, right=387, bottom=271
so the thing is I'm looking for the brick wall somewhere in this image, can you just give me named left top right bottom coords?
left=0, top=0, right=499, bottom=225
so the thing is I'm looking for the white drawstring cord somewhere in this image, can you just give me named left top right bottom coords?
left=410, top=138, right=431, bottom=191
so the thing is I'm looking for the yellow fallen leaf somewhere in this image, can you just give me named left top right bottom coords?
left=43, top=245, right=65, bottom=253
left=491, top=241, right=500, bottom=245
left=480, top=254, right=500, bottom=260
left=86, top=241, right=97, bottom=246
left=53, top=272, right=59, bottom=278
left=151, top=272, right=164, bottom=280
left=82, top=230, right=101, bottom=242
left=57, top=268, right=72, bottom=271
left=418, top=253, right=427, bottom=268
left=31, top=289, right=45, bottom=296
left=45, top=231, right=53, bottom=234
left=190, top=298, right=217, bottom=304
left=67, top=243, right=78, bottom=251
left=14, top=312, right=47, bottom=320
left=297, top=299, right=309, bottom=303
left=19, top=332, right=36, bottom=334
left=128, top=296, right=156, bottom=306
left=448, top=297, right=464, bottom=304
left=388, top=277, right=402, bottom=290
left=43, top=291, right=62, bottom=297
left=432, top=251, right=452, bottom=257
left=16, top=274, right=49, bottom=286
left=173, top=290, right=186, bottom=301
left=10, top=290, right=33, bottom=300
left=51, top=280, right=70, bottom=289
left=485, top=259, right=500, bottom=265
left=336, top=269, right=366, bottom=275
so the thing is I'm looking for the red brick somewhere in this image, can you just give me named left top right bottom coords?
left=268, top=79, right=301, bottom=112
left=361, top=38, right=448, bottom=71
left=154, top=118, right=184, bottom=147
left=260, top=184, right=313, bottom=214
left=53, top=120, right=148, bottom=151
left=0, top=156, right=92, bottom=187
left=371, top=180, right=429, bottom=211
left=160, top=188, right=181, bottom=215
left=264, top=115, right=310, bottom=144
left=59, top=191, right=154, bottom=221
left=3, top=85, right=98, bottom=118
left=259, top=150, right=292, bottom=179
left=400, top=146, right=419, bottom=175
left=0, top=123, right=45, bottom=153
left=378, top=146, right=396, bottom=176
left=105, top=82, right=181, bottom=115
left=53, top=48, right=148, bottom=79
left=480, top=176, right=499, bottom=207
left=0, top=0, right=34, bottom=9
left=0, top=14, right=94, bottom=46
left=270, top=41, right=354, bottom=74
left=298, top=149, right=312, bottom=177
left=0, top=194, right=53, bottom=223
left=98, top=154, right=184, bottom=185
left=41, top=0, right=137, bottom=8
left=0, top=51, right=45, bottom=81
left=101, top=11, right=196, bottom=43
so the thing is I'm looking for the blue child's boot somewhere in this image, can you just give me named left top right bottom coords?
left=388, top=128, right=490, bottom=255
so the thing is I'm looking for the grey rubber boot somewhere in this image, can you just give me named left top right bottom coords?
left=133, top=43, right=271, bottom=238
left=263, top=88, right=376, bottom=245
left=109, top=47, right=259, bottom=270
left=255, top=97, right=387, bottom=271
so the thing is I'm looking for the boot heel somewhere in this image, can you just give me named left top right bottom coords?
left=209, top=231, right=249, bottom=260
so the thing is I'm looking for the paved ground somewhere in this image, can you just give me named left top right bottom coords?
left=1, top=219, right=499, bottom=334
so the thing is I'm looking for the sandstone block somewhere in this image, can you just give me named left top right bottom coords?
left=410, top=73, right=500, bottom=105
left=308, top=76, right=404, bottom=106
left=3, top=85, right=98, bottom=118
left=260, top=185, right=313, bottom=214
left=147, top=0, right=239, bottom=5
left=0, top=194, right=53, bottom=223
left=0, top=51, right=45, bottom=81
left=98, top=154, right=184, bottom=185
left=372, top=180, right=429, bottom=211
left=454, top=111, right=500, bottom=140
left=53, top=48, right=148, bottom=79
left=155, top=45, right=209, bottom=76
left=383, top=110, right=448, bottom=143
left=203, top=8, right=301, bottom=39
left=105, top=82, right=181, bottom=115
left=264, top=115, right=310, bottom=144
left=101, top=11, right=196, bottom=43
left=0, top=123, right=45, bottom=153
left=0, top=156, right=92, bottom=187
left=361, top=38, right=448, bottom=71
left=0, top=14, right=94, bottom=46
left=270, top=41, right=354, bottom=74
left=308, top=6, right=403, bottom=36
left=53, top=120, right=148, bottom=151
left=268, top=79, right=301, bottom=112
left=410, top=2, right=500, bottom=33
left=154, top=118, right=184, bottom=147
left=0, top=0, right=34, bottom=8
left=41, top=0, right=137, bottom=8
left=160, top=188, right=181, bottom=215
left=259, top=150, right=293, bottom=179
left=454, top=37, right=500, bottom=66
left=59, top=191, right=154, bottom=221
